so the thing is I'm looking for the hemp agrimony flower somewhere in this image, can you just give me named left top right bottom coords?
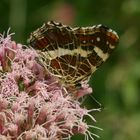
left=0, top=31, right=101, bottom=140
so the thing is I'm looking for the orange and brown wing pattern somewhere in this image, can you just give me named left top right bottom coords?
left=28, top=21, right=119, bottom=86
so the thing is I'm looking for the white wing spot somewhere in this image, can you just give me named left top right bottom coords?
left=91, top=40, right=94, bottom=43
left=108, top=29, right=113, bottom=32
left=82, top=40, right=86, bottom=44
left=96, top=37, right=101, bottom=42
left=106, top=41, right=109, bottom=45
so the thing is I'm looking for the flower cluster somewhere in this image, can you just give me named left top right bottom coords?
left=0, top=31, right=101, bottom=140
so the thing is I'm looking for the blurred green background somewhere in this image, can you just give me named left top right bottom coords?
left=0, top=0, right=140, bottom=139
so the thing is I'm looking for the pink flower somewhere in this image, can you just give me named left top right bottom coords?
left=0, top=31, right=101, bottom=139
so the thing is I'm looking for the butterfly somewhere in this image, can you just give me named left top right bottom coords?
left=28, top=21, right=119, bottom=87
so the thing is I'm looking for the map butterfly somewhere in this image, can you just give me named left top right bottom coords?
left=28, top=21, right=119, bottom=87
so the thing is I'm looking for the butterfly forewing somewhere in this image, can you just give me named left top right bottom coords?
left=28, top=21, right=119, bottom=86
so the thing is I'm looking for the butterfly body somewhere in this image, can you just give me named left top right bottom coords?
left=28, top=21, right=119, bottom=86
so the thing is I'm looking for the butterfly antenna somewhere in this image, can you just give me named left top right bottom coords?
left=80, top=94, right=103, bottom=109
left=89, top=94, right=104, bottom=109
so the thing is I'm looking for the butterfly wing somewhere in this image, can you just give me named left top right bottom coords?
left=28, top=21, right=119, bottom=86
left=28, top=21, right=80, bottom=84
left=72, top=25, right=119, bottom=83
